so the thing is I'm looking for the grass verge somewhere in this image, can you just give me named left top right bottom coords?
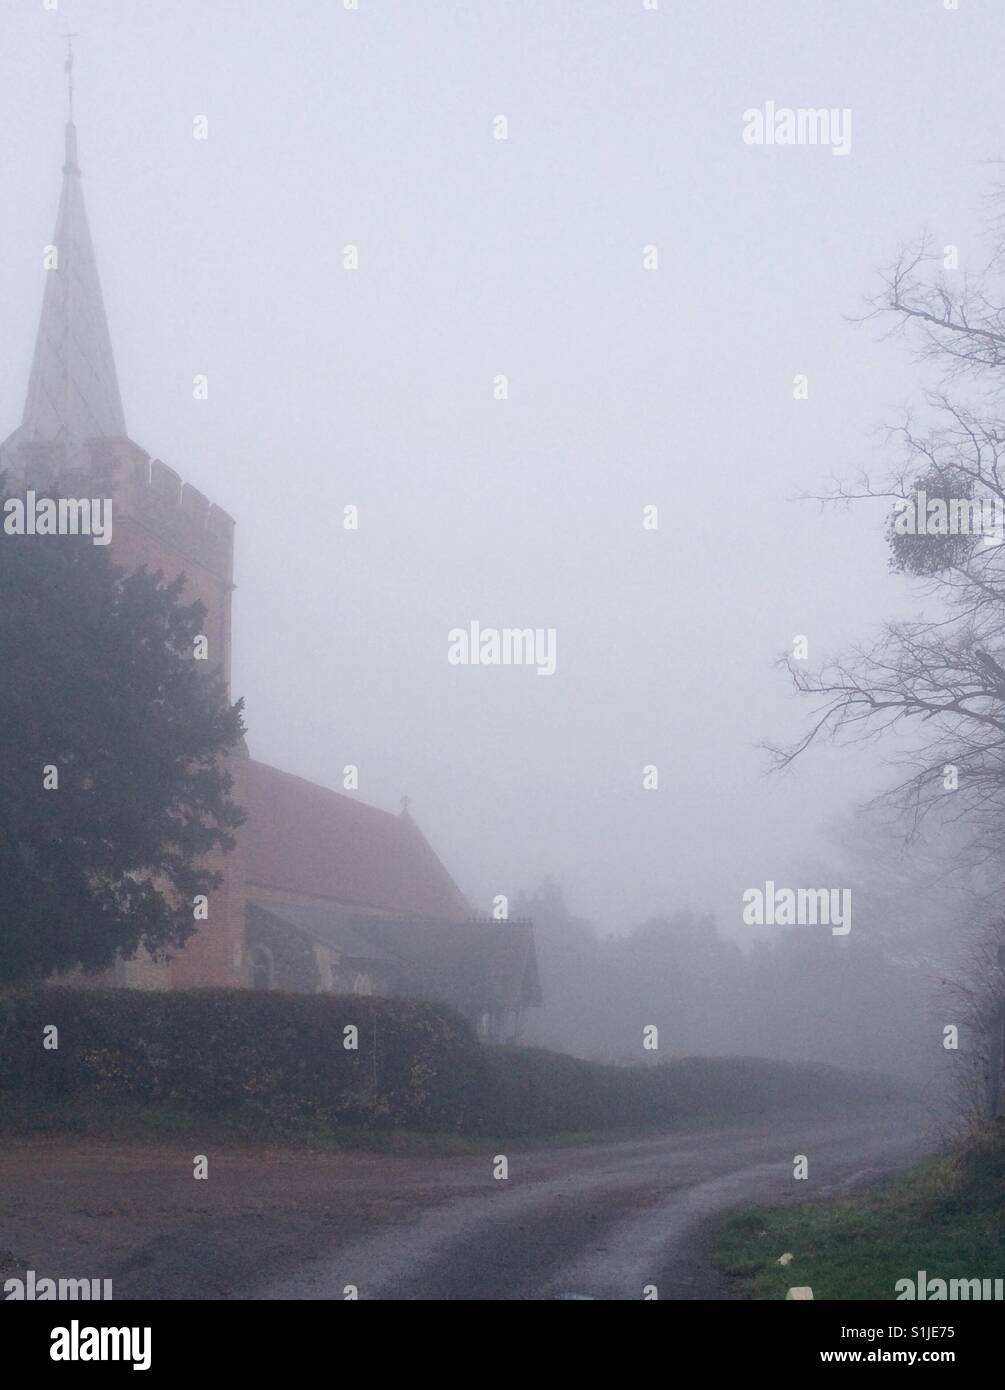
left=714, top=1120, right=1004, bottom=1300
left=0, top=1090, right=902, bottom=1159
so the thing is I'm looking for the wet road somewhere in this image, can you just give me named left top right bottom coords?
left=254, top=1110, right=931, bottom=1300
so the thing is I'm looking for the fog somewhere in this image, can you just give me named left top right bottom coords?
left=2, top=2, right=997, bottom=1080
left=10, top=4, right=1005, bottom=1323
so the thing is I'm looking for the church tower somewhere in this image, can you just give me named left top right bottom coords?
left=1, top=105, right=246, bottom=990
left=0, top=117, right=237, bottom=693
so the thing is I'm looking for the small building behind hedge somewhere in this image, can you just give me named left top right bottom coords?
left=234, top=765, right=541, bottom=1040
left=100, top=758, right=542, bottom=1043
left=246, top=901, right=541, bottom=1043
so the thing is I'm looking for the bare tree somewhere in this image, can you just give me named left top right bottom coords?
left=770, top=199, right=1005, bottom=860
left=770, top=190, right=1005, bottom=1121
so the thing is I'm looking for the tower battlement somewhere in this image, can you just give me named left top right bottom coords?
left=8, top=434, right=237, bottom=586
left=87, top=438, right=236, bottom=585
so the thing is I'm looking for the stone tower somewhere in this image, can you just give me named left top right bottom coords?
left=1, top=116, right=246, bottom=989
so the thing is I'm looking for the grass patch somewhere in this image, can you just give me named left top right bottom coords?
left=0, top=1093, right=898, bottom=1160
left=0, top=1095, right=487, bottom=1156
left=0, top=1096, right=814, bottom=1158
left=714, top=1121, right=1005, bottom=1300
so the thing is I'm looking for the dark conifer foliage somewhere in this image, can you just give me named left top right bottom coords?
left=0, top=487, right=245, bottom=982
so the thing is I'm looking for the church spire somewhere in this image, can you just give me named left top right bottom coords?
left=15, top=67, right=126, bottom=464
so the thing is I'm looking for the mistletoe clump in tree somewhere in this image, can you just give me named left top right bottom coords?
left=772, top=204, right=1005, bottom=853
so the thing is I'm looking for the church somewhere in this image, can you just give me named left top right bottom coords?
left=0, top=114, right=540, bottom=1043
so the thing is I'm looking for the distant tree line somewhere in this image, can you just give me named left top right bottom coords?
left=516, top=876, right=947, bottom=1090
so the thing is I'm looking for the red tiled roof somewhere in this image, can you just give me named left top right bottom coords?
left=240, top=760, right=470, bottom=921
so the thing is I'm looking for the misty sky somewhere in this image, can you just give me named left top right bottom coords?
left=1, top=0, right=998, bottom=934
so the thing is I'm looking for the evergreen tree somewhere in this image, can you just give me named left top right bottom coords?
left=0, top=489, right=245, bottom=982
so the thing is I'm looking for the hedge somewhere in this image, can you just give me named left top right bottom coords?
left=0, top=987, right=487, bottom=1132
left=478, top=1048, right=909, bottom=1136
left=0, top=987, right=909, bottom=1137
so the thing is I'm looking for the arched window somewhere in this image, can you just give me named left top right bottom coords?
left=249, top=945, right=275, bottom=991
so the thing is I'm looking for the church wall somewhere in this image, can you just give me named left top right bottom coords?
left=167, top=753, right=249, bottom=990
left=123, top=947, right=171, bottom=991
left=245, top=907, right=323, bottom=992
left=81, top=438, right=246, bottom=991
